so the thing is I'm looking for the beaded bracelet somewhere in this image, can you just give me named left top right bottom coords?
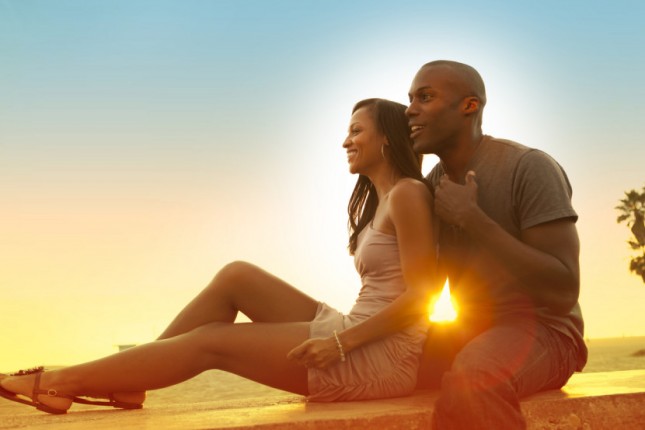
left=332, top=330, right=346, bottom=362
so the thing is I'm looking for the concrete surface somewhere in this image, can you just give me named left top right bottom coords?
left=2, top=370, right=645, bottom=429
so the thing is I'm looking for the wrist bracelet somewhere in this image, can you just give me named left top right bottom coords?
left=332, top=330, right=346, bottom=362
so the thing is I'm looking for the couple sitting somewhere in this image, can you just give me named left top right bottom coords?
left=0, top=60, right=587, bottom=430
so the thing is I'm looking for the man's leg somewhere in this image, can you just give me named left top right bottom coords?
left=431, top=317, right=579, bottom=430
left=417, top=322, right=479, bottom=390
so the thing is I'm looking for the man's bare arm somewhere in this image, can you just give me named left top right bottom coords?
left=435, top=172, right=580, bottom=315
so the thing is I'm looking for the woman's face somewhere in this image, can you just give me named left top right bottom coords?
left=343, top=107, right=388, bottom=176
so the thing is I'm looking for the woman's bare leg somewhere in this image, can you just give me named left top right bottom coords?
left=112, top=261, right=318, bottom=403
left=1, top=321, right=311, bottom=412
left=1, top=262, right=319, bottom=408
left=158, top=261, right=319, bottom=339
left=126, top=261, right=318, bottom=404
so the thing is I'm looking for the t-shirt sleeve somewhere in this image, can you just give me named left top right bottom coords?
left=426, top=163, right=444, bottom=187
left=513, top=149, right=578, bottom=230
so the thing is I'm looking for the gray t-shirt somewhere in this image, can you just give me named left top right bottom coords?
left=427, top=135, right=587, bottom=369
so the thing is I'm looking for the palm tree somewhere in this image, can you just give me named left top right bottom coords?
left=616, top=185, right=645, bottom=283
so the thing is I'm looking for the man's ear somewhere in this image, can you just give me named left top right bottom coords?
left=463, top=97, right=481, bottom=114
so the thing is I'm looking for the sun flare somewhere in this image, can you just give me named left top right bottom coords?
left=429, top=278, right=458, bottom=323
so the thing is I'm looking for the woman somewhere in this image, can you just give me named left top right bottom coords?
left=0, top=98, right=438, bottom=414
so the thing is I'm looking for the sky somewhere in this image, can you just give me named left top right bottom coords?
left=1, top=0, right=645, bottom=371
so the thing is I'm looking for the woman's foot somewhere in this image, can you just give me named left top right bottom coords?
left=73, top=390, right=146, bottom=409
left=0, top=370, right=145, bottom=413
left=0, top=372, right=72, bottom=414
left=111, top=391, right=146, bottom=406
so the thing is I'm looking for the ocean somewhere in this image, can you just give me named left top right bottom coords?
left=579, top=336, right=645, bottom=373
left=1, top=336, right=645, bottom=415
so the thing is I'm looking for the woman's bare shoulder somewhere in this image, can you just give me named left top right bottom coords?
left=390, top=178, right=433, bottom=202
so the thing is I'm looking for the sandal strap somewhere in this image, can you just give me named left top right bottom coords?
left=32, top=372, right=74, bottom=402
left=10, top=366, right=44, bottom=376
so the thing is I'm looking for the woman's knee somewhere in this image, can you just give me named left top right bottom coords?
left=210, top=261, right=257, bottom=291
left=218, top=260, right=257, bottom=278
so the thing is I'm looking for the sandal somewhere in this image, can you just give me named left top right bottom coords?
left=72, top=394, right=143, bottom=410
left=1, top=366, right=142, bottom=413
left=0, top=370, right=72, bottom=415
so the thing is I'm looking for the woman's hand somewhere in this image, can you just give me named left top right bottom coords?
left=287, top=337, right=342, bottom=369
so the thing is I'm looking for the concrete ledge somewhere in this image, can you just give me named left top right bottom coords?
left=1, top=370, right=644, bottom=430
left=521, top=370, right=645, bottom=429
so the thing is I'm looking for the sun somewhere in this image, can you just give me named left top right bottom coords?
left=429, top=278, right=458, bottom=323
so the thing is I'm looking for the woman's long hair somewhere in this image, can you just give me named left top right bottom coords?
left=347, top=98, right=425, bottom=255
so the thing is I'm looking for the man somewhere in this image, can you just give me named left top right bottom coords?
left=407, top=60, right=587, bottom=429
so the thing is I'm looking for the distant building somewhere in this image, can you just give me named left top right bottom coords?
left=116, top=344, right=137, bottom=352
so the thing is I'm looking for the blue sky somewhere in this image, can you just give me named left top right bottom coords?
left=1, top=0, right=645, bottom=370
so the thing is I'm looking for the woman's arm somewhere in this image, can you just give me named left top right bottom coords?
left=287, top=179, right=440, bottom=368
left=337, top=179, right=439, bottom=352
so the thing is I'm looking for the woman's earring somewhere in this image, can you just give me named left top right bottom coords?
left=381, top=144, right=387, bottom=160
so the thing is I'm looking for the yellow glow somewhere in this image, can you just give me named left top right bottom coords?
left=429, top=278, right=458, bottom=323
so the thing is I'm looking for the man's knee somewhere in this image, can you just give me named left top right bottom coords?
left=439, top=365, right=514, bottom=403
left=434, top=366, right=524, bottom=429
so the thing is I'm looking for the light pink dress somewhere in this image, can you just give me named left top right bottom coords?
left=307, top=225, right=429, bottom=401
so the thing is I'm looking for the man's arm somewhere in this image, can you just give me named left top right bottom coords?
left=519, top=219, right=580, bottom=313
left=435, top=172, right=580, bottom=315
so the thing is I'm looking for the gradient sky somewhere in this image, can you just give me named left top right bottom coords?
left=1, top=0, right=645, bottom=371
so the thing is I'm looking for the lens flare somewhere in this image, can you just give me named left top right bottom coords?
left=429, top=278, right=457, bottom=323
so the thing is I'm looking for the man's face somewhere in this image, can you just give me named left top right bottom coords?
left=406, top=66, right=466, bottom=155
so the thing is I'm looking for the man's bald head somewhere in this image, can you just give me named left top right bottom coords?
left=421, top=60, right=487, bottom=108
